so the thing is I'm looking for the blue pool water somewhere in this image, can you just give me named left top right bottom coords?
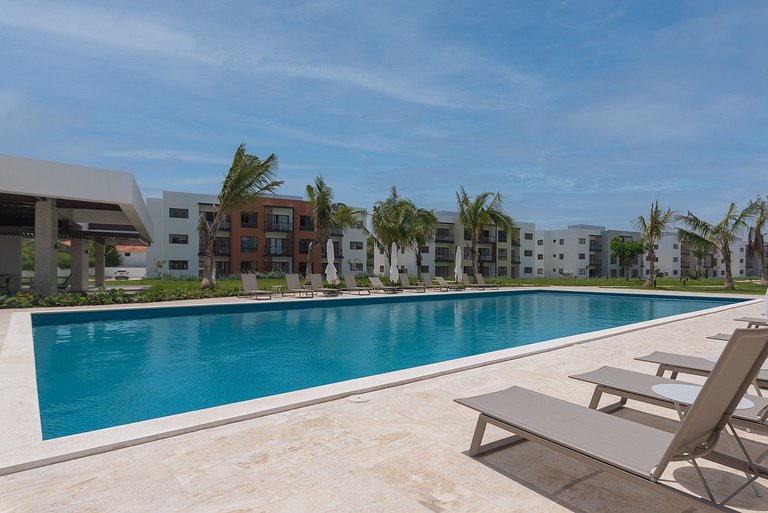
left=32, top=291, right=742, bottom=439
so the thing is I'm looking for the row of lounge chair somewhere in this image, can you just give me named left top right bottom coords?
left=240, top=272, right=501, bottom=300
left=455, top=321, right=768, bottom=511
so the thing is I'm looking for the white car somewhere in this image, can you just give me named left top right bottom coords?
left=113, top=269, right=130, bottom=280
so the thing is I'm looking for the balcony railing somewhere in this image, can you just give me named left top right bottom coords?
left=434, top=254, right=454, bottom=262
left=681, top=250, right=690, bottom=256
left=479, top=254, right=495, bottom=262
left=219, top=221, right=231, bottom=231
left=509, top=239, right=521, bottom=246
left=511, top=258, right=522, bottom=265
left=265, top=221, right=292, bottom=232
left=328, top=227, right=343, bottom=236
left=435, top=233, right=454, bottom=243
left=480, top=235, right=496, bottom=244
left=589, top=244, right=601, bottom=252
left=322, top=251, right=343, bottom=259
left=265, top=245, right=291, bottom=256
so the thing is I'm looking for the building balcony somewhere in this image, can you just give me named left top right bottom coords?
left=434, top=255, right=455, bottom=262
left=322, top=251, right=343, bottom=259
left=265, top=221, right=292, bottom=232
left=589, top=244, right=601, bottom=252
left=511, top=259, right=522, bottom=265
left=265, top=246, right=292, bottom=256
left=435, top=233, right=454, bottom=243
left=219, top=221, right=231, bottom=231
left=509, top=239, right=521, bottom=247
left=479, top=235, right=496, bottom=244
left=328, top=227, right=343, bottom=236
left=478, top=254, right=495, bottom=262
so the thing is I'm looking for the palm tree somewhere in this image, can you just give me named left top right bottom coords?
left=200, top=144, right=282, bottom=289
left=635, top=200, right=676, bottom=288
left=677, top=203, right=756, bottom=290
left=305, top=175, right=362, bottom=275
left=747, top=196, right=767, bottom=286
left=456, top=186, right=515, bottom=276
left=403, top=205, right=438, bottom=273
left=369, top=186, right=408, bottom=265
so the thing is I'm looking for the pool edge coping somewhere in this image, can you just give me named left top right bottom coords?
left=0, top=289, right=761, bottom=476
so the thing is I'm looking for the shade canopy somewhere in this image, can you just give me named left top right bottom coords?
left=389, top=242, right=399, bottom=283
left=454, top=246, right=463, bottom=282
left=325, top=239, right=338, bottom=285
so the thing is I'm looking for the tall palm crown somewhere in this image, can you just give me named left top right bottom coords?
left=403, top=205, right=438, bottom=273
left=305, top=175, right=361, bottom=274
left=747, top=196, right=768, bottom=286
left=370, top=187, right=408, bottom=265
left=635, top=200, right=676, bottom=288
left=677, top=202, right=755, bottom=290
left=201, top=143, right=282, bottom=289
left=456, top=186, right=515, bottom=277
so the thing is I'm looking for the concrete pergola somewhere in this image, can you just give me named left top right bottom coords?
left=0, top=154, right=153, bottom=295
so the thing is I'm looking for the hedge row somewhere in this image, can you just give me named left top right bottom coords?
left=0, top=287, right=241, bottom=309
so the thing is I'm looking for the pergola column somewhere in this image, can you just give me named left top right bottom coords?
left=94, top=241, right=105, bottom=287
left=0, top=236, right=22, bottom=295
left=70, top=239, right=89, bottom=292
left=34, top=198, right=58, bottom=296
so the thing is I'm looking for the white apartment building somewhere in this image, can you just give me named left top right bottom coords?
left=535, top=225, right=644, bottom=279
left=372, top=211, right=536, bottom=279
left=146, top=190, right=367, bottom=278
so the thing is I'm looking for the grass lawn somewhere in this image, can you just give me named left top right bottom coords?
left=103, top=276, right=768, bottom=296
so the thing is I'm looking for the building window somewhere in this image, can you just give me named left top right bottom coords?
left=169, top=208, right=189, bottom=218
left=559, top=239, right=564, bottom=245
left=578, top=268, right=586, bottom=275
left=537, top=268, right=543, bottom=274
left=559, top=254, right=564, bottom=260
left=558, top=268, right=564, bottom=274
left=524, top=232, right=533, bottom=240
left=379, top=265, right=384, bottom=273
left=498, top=248, right=508, bottom=261
left=578, top=253, right=585, bottom=260
left=673, top=244, right=678, bottom=249
left=653, top=244, right=659, bottom=250
left=673, top=270, right=678, bottom=275
left=241, top=211, right=258, bottom=228
left=673, top=257, right=678, bottom=262
left=299, top=215, right=314, bottom=231
left=578, top=238, right=586, bottom=244
left=537, top=240, right=543, bottom=246
left=299, top=239, right=312, bottom=254
left=537, top=254, right=543, bottom=260
left=463, top=247, right=470, bottom=259
left=241, top=236, right=258, bottom=253
left=379, top=247, right=384, bottom=255
left=169, top=233, right=188, bottom=244
left=169, top=260, right=188, bottom=270
left=524, top=266, right=532, bottom=274
left=124, top=252, right=131, bottom=257
left=240, top=261, right=258, bottom=272
left=420, top=246, right=429, bottom=254
left=497, top=230, right=507, bottom=243
left=350, top=241, right=363, bottom=251
left=420, top=265, right=429, bottom=273
left=498, top=267, right=507, bottom=277
left=524, top=250, right=533, bottom=257
left=464, top=266, right=472, bottom=275
left=349, top=262, right=364, bottom=272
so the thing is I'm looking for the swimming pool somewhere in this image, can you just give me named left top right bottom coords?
left=32, top=290, right=742, bottom=439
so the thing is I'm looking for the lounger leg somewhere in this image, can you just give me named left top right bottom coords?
left=587, top=386, right=628, bottom=412
left=468, top=414, right=527, bottom=457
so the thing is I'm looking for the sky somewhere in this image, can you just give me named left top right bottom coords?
left=0, top=1, right=766, bottom=230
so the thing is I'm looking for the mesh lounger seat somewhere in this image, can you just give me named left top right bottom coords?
left=399, top=272, right=425, bottom=292
left=343, top=273, right=371, bottom=295
left=285, top=274, right=314, bottom=298
left=475, top=274, right=498, bottom=289
left=570, top=365, right=768, bottom=479
left=635, top=351, right=768, bottom=395
left=455, top=328, right=768, bottom=511
left=239, top=274, right=272, bottom=300
left=369, top=277, right=398, bottom=294
left=420, top=273, right=437, bottom=290
left=435, top=276, right=464, bottom=291
left=736, top=317, right=768, bottom=328
left=309, top=274, right=342, bottom=297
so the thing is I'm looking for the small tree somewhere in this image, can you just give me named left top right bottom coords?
left=456, top=186, right=515, bottom=276
left=609, top=237, right=646, bottom=281
left=200, top=144, right=282, bottom=289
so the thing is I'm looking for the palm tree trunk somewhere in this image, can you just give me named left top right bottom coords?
left=201, top=233, right=216, bottom=289
left=643, top=248, right=655, bottom=288
left=471, top=233, right=479, bottom=276
left=760, top=250, right=768, bottom=286
left=723, top=254, right=735, bottom=290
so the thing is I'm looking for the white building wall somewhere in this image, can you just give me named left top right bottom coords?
left=341, top=226, right=367, bottom=274
left=536, top=226, right=602, bottom=278
left=715, top=240, right=749, bottom=279
left=517, top=222, right=536, bottom=278
left=653, top=233, right=682, bottom=278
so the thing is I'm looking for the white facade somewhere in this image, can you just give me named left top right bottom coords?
left=651, top=232, right=682, bottom=278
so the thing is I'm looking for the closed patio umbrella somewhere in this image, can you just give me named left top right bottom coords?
left=325, top=239, right=339, bottom=285
left=763, top=288, right=768, bottom=317
left=389, top=242, right=399, bottom=283
left=454, top=246, right=463, bottom=282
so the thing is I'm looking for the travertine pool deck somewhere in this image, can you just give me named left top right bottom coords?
left=1, top=287, right=767, bottom=512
